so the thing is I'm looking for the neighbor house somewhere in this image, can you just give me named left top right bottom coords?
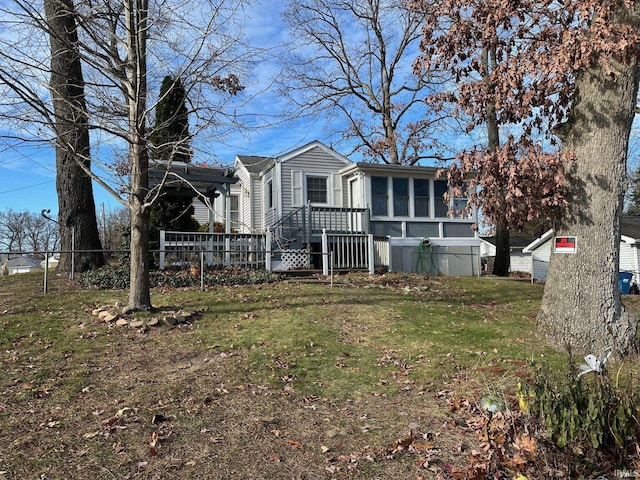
left=161, top=140, right=482, bottom=275
left=4, top=255, right=42, bottom=275
left=524, top=216, right=640, bottom=285
left=480, top=235, right=536, bottom=275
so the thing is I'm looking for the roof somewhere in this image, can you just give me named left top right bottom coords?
left=235, top=140, right=352, bottom=175
left=5, top=255, right=41, bottom=268
left=480, top=235, right=536, bottom=249
left=148, top=161, right=238, bottom=196
left=277, top=140, right=352, bottom=166
left=621, top=216, right=640, bottom=239
left=235, top=155, right=274, bottom=175
left=340, top=162, right=440, bottom=176
left=524, top=217, right=640, bottom=253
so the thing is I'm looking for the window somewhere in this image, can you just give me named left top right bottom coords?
left=230, top=195, right=239, bottom=231
left=392, top=177, right=409, bottom=216
left=434, top=180, right=449, bottom=217
left=266, top=179, right=273, bottom=209
left=452, top=186, right=469, bottom=218
left=306, top=176, right=327, bottom=203
left=414, top=179, right=430, bottom=217
left=371, top=176, right=388, bottom=216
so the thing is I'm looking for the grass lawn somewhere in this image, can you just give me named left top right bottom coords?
left=0, top=271, right=636, bottom=479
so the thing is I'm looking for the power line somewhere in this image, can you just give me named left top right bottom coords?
left=0, top=180, right=53, bottom=196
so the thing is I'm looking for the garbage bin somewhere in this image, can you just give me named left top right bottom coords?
left=619, top=271, right=633, bottom=294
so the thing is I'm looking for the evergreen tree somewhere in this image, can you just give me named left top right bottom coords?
left=151, top=76, right=191, bottom=163
left=150, top=75, right=198, bottom=254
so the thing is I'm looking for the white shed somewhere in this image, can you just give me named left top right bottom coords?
left=480, top=235, right=536, bottom=275
left=523, top=217, right=640, bottom=286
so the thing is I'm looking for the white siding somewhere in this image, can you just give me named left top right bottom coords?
left=531, top=240, right=552, bottom=282
left=510, top=252, right=532, bottom=274
left=280, top=146, right=350, bottom=217
left=251, top=176, right=263, bottom=232
left=193, top=200, right=211, bottom=225
left=620, top=242, right=640, bottom=284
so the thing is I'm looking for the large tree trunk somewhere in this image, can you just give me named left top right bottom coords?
left=537, top=60, right=640, bottom=358
left=484, top=45, right=510, bottom=277
left=45, top=0, right=104, bottom=272
left=492, top=223, right=510, bottom=276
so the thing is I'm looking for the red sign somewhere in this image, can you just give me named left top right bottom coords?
left=555, top=236, right=577, bottom=253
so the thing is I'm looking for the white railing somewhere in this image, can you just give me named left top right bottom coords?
left=159, top=231, right=266, bottom=269
left=321, top=231, right=390, bottom=275
left=159, top=230, right=390, bottom=273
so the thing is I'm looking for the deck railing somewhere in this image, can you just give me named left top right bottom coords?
left=159, top=230, right=389, bottom=274
left=269, top=205, right=370, bottom=248
left=159, top=231, right=266, bottom=269
left=309, top=206, right=369, bottom=235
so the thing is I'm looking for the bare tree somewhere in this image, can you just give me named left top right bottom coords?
left=282, top=0, right=453, bottom=165
left=98, top=205, right=130, bottom=252
left=0, top=209, right=28, bottom=252
left=0, top=0, right=248, bottom=310
left=24, top=212, right=59, bottom=252
left=0, top=209, right=58, bottom=253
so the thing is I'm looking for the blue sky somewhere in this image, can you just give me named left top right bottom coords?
left=3, top=0, right=638, bottom=216
left=0, top=0, right=341, bottom=214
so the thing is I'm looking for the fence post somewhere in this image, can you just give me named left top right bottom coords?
left=159, top=230, right=166, bottom=270
left=200, top=250, right=204, bottom=292
left=43, top=250, right=49, bottom=294
left=322, top=229, right=329, bottom=276
left=368, top=234, right=375, bottom=274
left=225, top=234, right=231, bottom=265
left=387, top=236, right=393, bottom=272
left=266, top=229, right=272, bottom=271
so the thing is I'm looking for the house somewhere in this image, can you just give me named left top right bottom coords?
left=524, top=216, right=640, bottom=284
left=162, top=140, right=482, bottom=275
left=4, top=255, right=42, bottom=275
left=480, top=235, right=536, bottom=275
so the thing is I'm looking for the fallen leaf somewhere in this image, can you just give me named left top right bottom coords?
left=287, top=439, right=304, bottom=450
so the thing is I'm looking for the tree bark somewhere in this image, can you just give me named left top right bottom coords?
left=492, top=223, right=510, bottom=276
left=537, top=59, right=640, bottom=358
left=45, top=0, right=104, bottom=272
left=125, top=0, right=152, bottom=311
left=483, top=45, right=510, bottom=276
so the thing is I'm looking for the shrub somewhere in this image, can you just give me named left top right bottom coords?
left=527, top=361, right=640, bottom=464
left=79, top=265, right=282, bottom=290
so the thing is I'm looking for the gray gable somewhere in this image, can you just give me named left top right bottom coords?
left=622, top=216, right=640, bottom=240
left=236, top=155, right=274, bottom=175
left=6, top=256, right=41, bottom=268
left=481, top=235, right=536, bottom=249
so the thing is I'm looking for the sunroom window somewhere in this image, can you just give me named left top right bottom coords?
left=434, top=180, right=449, bottom=217
left=393, top=178, right=409, bottom=216
left=414, top=178, right=430, bottom=217
left=371, top=176, right=388, bottom=216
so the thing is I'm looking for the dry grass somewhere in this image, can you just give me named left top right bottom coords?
left=0, top=271, right=635, bottom=479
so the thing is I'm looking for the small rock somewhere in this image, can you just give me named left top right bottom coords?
left=146, top=317, right=159, bottom=327
left=115, top=318, right=129, bottom=327
left=102, top=313, right=118, bottom=323
left=175, top=315, right=186, bottom=324
left=162, top=316, right=178, bottom=326
left=98, top=310, right=114, bottom=321
left=129, top=319, right=145, bottom=328
left=92, top=308, right=107, bottom=316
